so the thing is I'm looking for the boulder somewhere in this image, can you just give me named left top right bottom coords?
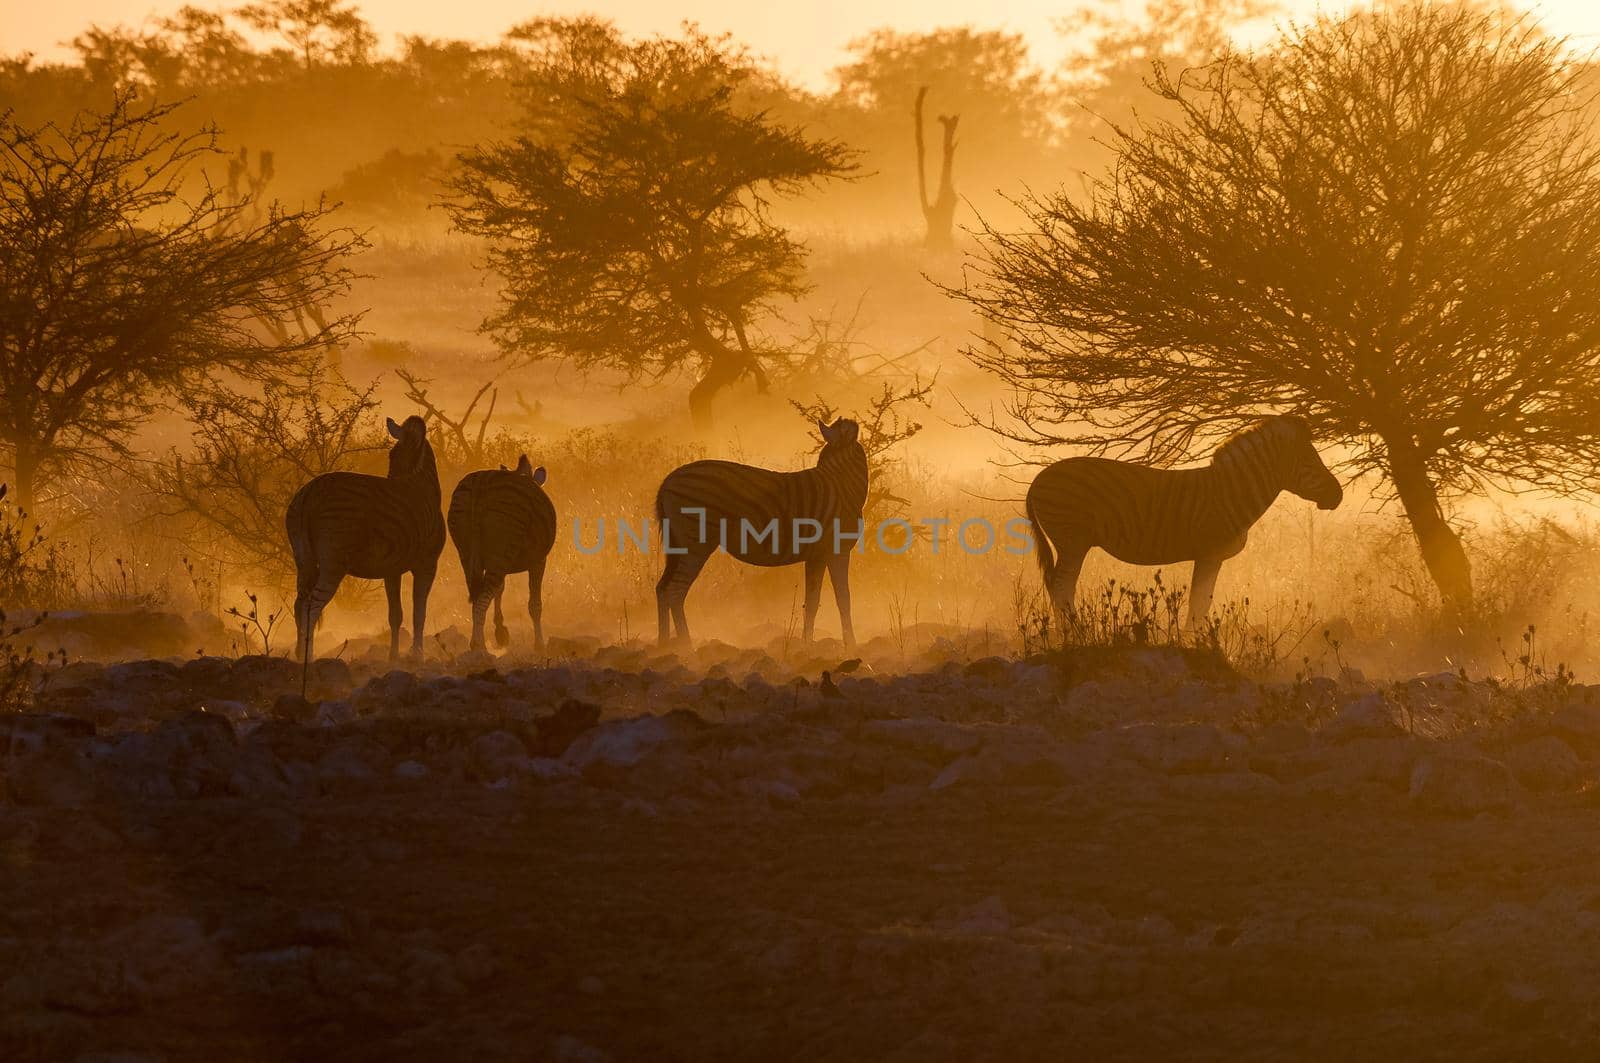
left=0, top=713, right=94, bottom=757
left=1550, top=701, right=1600, bottom=752
left=860, top=718, right=984, bottom=759
left=1319, top=694, right=1406, bottom=743
left=316, top=737, right=388, bottom=795
left=105, top=914, right=223, bottom=1003
left=468, top=730, right=533, bottom=784
left=531, top=699, right=602, bottom=757
left=1409, top=754, right=1514, bottom=815
left=561, top=712, right=703, bottom=771
left=1504, top=736, right=1582, bottom=792
left=8, top=749, right=96, bottom=806
left=1120, top=723, right=1233, bottom=774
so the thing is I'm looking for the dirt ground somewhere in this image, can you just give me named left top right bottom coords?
left=5, top=641, right=1600, bottom=1061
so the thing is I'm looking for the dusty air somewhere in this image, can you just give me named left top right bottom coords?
left=3, top=0, right=1600, bottom=1058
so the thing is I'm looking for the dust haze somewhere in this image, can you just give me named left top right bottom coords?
left=6, top=2, right=1600, bottom=1060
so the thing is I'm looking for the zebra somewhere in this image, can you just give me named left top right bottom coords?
left=1025, top=414, right=1343, bottom=626
left=447, top=455, right=557, bottom=654
left=285, top=415, right=446, bottom=674
left=655, top=418, right=869, bottom=647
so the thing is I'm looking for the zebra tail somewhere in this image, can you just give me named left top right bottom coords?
left=287, top=496, right=315, bottom=694
left=465, top=475, right=486, bottom=608
left=1025, top=492, right=1055, bottom=589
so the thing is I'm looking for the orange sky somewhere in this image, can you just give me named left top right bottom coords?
left=4, top=1, right=1599, bottom=87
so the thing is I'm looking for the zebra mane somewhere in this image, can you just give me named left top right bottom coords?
left=1212, top=416, right=1295, bottom=464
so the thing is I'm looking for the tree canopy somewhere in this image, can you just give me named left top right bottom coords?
left=446, top=26, right=857, bottom=428
left=958, top=3, right=1600, bottom=612
left=0, top=92, right=364, bottom=514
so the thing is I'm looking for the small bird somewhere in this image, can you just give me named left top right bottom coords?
left=820, top=670, right=845, bottom=699
left=835, top=657, right=863, bottom=674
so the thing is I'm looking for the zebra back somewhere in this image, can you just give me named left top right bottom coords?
left=285, top=414, right=445, bottom=580
left=656, top=419, right=868, bottom=564
left=1025, top=415, right=1339, bottom=566
left=447, top=463, right=557, bottom=579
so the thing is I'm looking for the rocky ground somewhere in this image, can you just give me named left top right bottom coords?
left=6, top=632, right=1600, bottom=1060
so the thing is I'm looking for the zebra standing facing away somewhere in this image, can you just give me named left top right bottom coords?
left=286, top=415, right=446, bottom=667
left=1026, top=415, right=1343, bottom=626
left=447, top=455, right=557, bottom=654
left=655, top=418, right=869, bottom=647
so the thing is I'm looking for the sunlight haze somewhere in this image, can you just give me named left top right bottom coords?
left=6, top=0, right=1600, bottom=86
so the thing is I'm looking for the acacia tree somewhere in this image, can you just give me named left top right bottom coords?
left=152, top=363, right=383, bottom=584
left=447, top=27, right=856, bottom=430
left=236, top=0, right=376, bottom=69
left=0, top=92, right=363, bottom=514
left=958, top=5, right=1600, bottom=613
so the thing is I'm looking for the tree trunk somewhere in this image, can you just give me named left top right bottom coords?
left=687, top=347, right=750, bottom=432
left=1385, top=443, right=1473, bottom=613
left=914, top=87, right=959, bottom=253
left=10, top=444, right=38, bottom=517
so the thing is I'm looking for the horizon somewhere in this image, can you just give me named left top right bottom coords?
left=5, top=0, right=1600, bottom=90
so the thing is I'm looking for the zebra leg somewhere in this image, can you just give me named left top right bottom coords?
left=293, top=577, right=314, bottom=661
left=385, top=575, right=404, bottom=661
left=493, top=580, right=510, bottom=650
left=1048, top=543, right=1088, bottom=619
left=467, top=573, right=500, bottom=653
left=527, top=555, right=547, bottom=651
left=801, top=557, right=826, bottom=641
left=663, top=550, right=710, bottom=645
left=1189, top=557, right=1224, bottom=628
left=411, top=565, right=437, bottom=659
left=655, top=554, right=680, bottom=645
left=826, top=554, right=855, bottom=648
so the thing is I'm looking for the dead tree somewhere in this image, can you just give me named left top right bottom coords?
left=396, top=369, right=499, bottom=468
left=915, top=86, right=959, bottom=252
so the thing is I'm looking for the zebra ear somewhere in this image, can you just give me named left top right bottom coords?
left=516, top=454, right=533, bottom=475
left=817, top=419, right=833, bottom=443
left=386, top=417, right=402, bottom=439
left=532, top=466, right=547, bottom=486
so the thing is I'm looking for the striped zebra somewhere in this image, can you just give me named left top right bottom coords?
left=286, top=415, right=446, bottom=670
left=1025, top=415, right=1343, bottom=625
left=655, top=418, right=869, bottom=646
left=447, top=455, right=557, bottom=654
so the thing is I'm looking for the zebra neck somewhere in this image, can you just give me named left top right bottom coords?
left=391, top=454, right=442, bottom=504
left=819, top=454, right=869, bottom=514
left=1206, top=458, right=1283, bottom=532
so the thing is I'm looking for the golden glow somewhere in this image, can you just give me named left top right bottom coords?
left=6, top=1, right=1600, bottom=89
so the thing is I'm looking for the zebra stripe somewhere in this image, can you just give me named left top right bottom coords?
left=447, top=454, right=557, bottom=653
left=286, top=414, right=446, bottom=673
left=1025, top=414, right=1342, bottom=624
left=655, top=418, right=869, bottom=646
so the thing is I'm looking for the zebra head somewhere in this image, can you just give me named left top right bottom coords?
left=385, top=415, right=433, bottom=478
left=817, top=418, right=866, bottom=466
left=514, top=454, right=548, bottom=486
left=817, top=418, right=861, bottom=449
left=1273, top=416, right=1343, bottom=510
